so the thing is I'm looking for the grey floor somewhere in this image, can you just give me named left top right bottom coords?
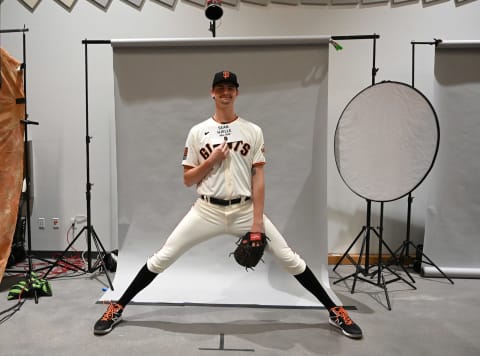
left=1, top=264, right=479, bottom=356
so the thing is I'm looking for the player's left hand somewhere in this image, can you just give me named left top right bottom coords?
left=230, top=232, right=269, bottom=270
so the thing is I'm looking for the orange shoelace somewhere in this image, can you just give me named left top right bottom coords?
left=101, top=303, right=123, bottom=321
left=332, top=307, right=353, bottom=325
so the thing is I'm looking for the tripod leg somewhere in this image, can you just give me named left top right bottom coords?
left=366, top=232, right=392, bottom=310
left=25, top=255, right=39, bottom=304
left=380, top=272, right=391, bottom=310
left=392, top=241, right=410, bottom=267
left=333, top=227, right=366, bottom=271
left=42, top=226, right=88, bottom=279
left=333, top=228, right=368, bottom=285
left=392, top=241, right=405, bottom=258
left=416, top=247, right=454, bottom=285
left=381, top=264, right=417, bottom=290
left=385, top=240, right=416, bottom=283
left=351, top=230, right=368, bottom=294
left=90, top=228, right=114, bottom=290
left=380, top=235, right=416, bottom=284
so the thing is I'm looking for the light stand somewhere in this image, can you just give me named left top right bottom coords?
left=391, top=40, right=453, bottom=285
left=331, top=34, right=417, bottom=310
left=43, top=40, right=113, bottom=290
left=205, top=0, right=223, bottom=38
left=333, top=200, right=416, bottom=310
left=2, top=27, right=54, bottom=303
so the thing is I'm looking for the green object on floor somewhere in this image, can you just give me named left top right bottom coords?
left=7, top=272, right=52, bottom=300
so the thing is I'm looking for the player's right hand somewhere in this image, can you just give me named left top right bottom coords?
left=211, top=141, right=230, bottom=164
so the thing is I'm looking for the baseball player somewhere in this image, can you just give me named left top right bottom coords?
left=94, top=71, right=363, bottom=339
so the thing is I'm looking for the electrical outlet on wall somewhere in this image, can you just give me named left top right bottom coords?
left=38, top=217, right=45, bottom=229
left=52, top=218, right=60, bottom=229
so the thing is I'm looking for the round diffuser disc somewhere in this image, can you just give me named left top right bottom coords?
left=334, top=81, right=439, bottom=202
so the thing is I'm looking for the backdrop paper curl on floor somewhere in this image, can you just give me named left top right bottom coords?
left=100, top=37, right=338, bottom=307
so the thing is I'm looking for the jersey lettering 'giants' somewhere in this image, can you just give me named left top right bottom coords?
left=199, top=141, right=251, bottom=160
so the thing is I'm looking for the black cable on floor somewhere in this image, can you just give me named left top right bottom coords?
left=0, top=299, right=25, bottom=325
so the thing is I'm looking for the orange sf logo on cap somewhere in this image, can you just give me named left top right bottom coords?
left=223, top=71, right=230, bottom=79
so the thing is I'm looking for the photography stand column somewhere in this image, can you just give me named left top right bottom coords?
left=391, top=193, right=417, bottom=283
left=350, top=201, right=393, bottom=309
left=11, top=27, right=54, bottom=303
left=20, top=30, right=37, bottom=300
left=330, top=33, right=380, bottom=273
left=372, top=202, right=390, bottom=307
left=20, top=116, right=39, bottom=303
left=392, top=40, right=453, bottom=285
left=42, top=40, right=113, bottom=290
left=370, top=203, right=418, bottom=309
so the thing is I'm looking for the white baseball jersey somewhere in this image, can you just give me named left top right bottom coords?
left=182, top=116, right=265, bottom=199
left=148, top=116, right=306, bottom=276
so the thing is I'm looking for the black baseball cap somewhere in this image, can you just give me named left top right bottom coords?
left=212, top=71, right=239, bottom=88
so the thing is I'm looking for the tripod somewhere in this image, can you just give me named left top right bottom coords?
left=330, top=34, right=415, bottom=310
left=389, top=41, right=453, bottom=285
left=42, top=41, right=113, bottom=290
left=391, top=193, right=454, bottom=284
left=3, top=27, right=55, bottom=303
left=333, top=200, right=416, bottom=310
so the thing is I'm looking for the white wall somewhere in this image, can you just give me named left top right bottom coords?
left=1, top=0, right=479, bottom=254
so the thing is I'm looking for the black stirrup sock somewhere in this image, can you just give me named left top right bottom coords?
left=294, top=265, right=336, bottom=310
left=117, top=263, right=158, bottom=307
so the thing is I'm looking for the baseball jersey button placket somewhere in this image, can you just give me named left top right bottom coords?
left=224, top=177, right=234, bottom=200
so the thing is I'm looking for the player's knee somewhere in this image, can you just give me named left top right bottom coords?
left=276, top=250, right=306, bottom=275
left=283, top=259, right=307, bottom=275
left=146, top=258, right=166, bottom=274
left=147, top=248, right=176, bottom=273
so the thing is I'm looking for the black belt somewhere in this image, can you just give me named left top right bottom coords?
left=201, top=195, right=250, bottom=206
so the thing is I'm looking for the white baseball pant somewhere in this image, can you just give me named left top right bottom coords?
left=147, top=198, right=306, bottom=275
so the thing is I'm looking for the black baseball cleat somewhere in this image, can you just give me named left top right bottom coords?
left=328, top=306, right=363, bottom=339
left=94, top=302, right=124, bottom=335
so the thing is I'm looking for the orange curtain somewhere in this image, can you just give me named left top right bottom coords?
left=0, top=48, right=25, bottom=283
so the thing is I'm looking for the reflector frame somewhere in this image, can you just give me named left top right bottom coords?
left=334, top=81, right=439, bottom=202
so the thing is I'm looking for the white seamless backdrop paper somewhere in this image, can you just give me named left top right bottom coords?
left=100, top=37, right=338, bottom=306
left=423, top=43, right=480, bottom=278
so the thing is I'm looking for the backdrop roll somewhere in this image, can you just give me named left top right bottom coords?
left=100, top=36, right=337, bottom=306
left=423, top=42, right=480, bottom=278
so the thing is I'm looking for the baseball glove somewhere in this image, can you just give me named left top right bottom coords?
left=230, top=232, right=269, bottom=270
